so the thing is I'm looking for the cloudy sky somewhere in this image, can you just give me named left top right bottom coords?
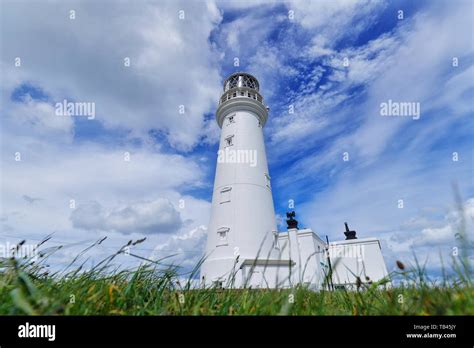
left=1, top=0, right=472, bottom=278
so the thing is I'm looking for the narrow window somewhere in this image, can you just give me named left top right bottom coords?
left=217, top=227, right=230, bottom=246
left=220, top=186, right=231, bottom=203
left=273, top=231, right=279, bottom=250
left=224, top=135, right=234, bottom=147
left=227, top=115, right=235, bottom=125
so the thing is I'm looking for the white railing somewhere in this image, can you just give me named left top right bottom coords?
left=219, top=87, right=264, bottom=105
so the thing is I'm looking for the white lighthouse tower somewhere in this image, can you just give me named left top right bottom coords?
left=200, top=72, right=281, bottom=288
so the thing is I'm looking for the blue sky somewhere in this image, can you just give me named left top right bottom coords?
left=1, top=0, right=472, bottom=278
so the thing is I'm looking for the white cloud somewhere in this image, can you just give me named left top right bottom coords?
left=1, top=0, right=223, bottom=151
left=417, top=225, right=454, bottom=246
left=0, top=1, right=283, bottom=272
left=71, top=199, right=182, bottom=234
left=272, top=0, right=472, bottom=175
left=0, top=90, right=211, bottom=266
left=151, top=225, right=208, bottom=269
left=289, top=0, right=386, bottom=48
left=6, top=95, right=74, bottom=142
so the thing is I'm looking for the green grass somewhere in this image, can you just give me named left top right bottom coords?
left=1, top=191, right=472, bottom=316
left=0, top=238, right=472, bottom=315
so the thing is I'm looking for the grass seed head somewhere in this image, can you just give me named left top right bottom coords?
left=396, top=260, right=405, bottom=270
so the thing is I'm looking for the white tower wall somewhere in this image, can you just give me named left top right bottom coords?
left=201, top=73, right=279, bottom=287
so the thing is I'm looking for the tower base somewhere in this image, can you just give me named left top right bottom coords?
left=200, top=228, right=391, bottom=290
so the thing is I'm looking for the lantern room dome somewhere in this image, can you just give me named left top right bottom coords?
left=223, top=72, right=260, bottom=92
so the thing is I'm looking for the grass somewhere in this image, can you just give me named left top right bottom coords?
left=0, top=190, right=472, bottom=316
left=0, top=237, right=472, bottom=316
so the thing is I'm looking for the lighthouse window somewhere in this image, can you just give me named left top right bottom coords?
left=224, top=135, right=234, bottom=147
left=217, top=227, right=229, bottom=246
left=220, top=186, right=232, bottom=203
left=272, top=231, right=279, bottom=250
left=227, top=115, right=235, bottom=125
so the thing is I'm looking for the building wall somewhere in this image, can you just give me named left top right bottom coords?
left=200, top=228, right=390, bottom=290
left=277, top=228, right=328, bottom=289
left=328, top=238, right=390, bottom=289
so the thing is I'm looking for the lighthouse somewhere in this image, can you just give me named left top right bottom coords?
left=200, top=72, right=281, bottom=288
left=200, top=72, right=390, bottom=290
